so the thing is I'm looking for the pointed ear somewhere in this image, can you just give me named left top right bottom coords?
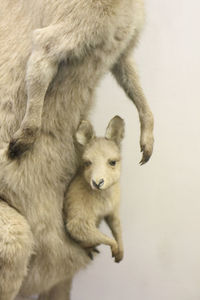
left=76, top=120, right=95, bottom=146
left=105, top=116, right=125, bottom=145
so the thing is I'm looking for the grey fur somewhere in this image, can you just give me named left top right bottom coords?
left=0, top=0, right=154, bottom=299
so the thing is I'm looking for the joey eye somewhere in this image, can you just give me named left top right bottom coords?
left=84, top=160, right=92, bottom=167
left=109, top=160, right=116, bottom=166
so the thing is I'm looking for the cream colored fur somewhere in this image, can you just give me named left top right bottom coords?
left=65, top=116, right=124, bottom=264
left=0, top=0, right=154, bottom=299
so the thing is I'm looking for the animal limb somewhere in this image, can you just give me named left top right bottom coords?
left=66, top=218, right=118, bottom=259
left=8, top=21, right=102, bottom=159
left=112, top=56, right=154, bottom=164
left=105, top=212, right=124, bottom=263
left=0, top=200, right=33, bottom=300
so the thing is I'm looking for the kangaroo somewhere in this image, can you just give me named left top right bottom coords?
left=65, top=116, right=124, bottom=264
left=0, top=0, right=154, bottom=299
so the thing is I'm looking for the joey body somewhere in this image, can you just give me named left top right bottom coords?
left=65, top=117, right=125, bottom=263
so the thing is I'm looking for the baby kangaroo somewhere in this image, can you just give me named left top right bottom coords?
left=64, top=116, right=124, bottom=263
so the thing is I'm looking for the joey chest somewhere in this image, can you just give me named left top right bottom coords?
left=89, top=191, right=117, bottom=222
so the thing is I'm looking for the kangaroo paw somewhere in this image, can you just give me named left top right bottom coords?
left=86, top=247, right=100, bottom=260
left=8, top=127, right=39, bottom=159
left=140, top=134, right=154, bottom=165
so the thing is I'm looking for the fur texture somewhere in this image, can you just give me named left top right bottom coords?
left=0, top=0, right=154, bottom=299
left=65, top=116, right=124, bottom=263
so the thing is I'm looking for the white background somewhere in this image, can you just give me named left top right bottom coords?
left=18, top=0, right=200, bottom=299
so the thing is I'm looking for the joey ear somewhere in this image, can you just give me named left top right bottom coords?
left=76, top=120, right=95, bottom=146
left=105, top=116, right=125, bottom=145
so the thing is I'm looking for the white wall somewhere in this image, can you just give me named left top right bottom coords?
left=72, top=1, right=200, bottom=299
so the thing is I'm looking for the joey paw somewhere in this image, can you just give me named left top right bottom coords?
left=86, top=247, right=100, bottom=260
left=114, top=248, right=124, bottom=263
left=111, top=242, right=124, bottom=263
left=111, top=242, right=118, bottom=258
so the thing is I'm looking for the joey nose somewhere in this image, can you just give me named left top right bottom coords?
left=92, top=179, right=104, bottom=189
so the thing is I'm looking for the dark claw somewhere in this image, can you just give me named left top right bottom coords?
left=139, top=154, right=150, bottom=165
left=86, top=247, right=100, bottom=260
left=93, top=248, right=100, bottom=254
left=139, top=148, right=152, bottom=165
left=8, top=139, right=30, bottom=159
left=88, top=251, right=94, bottom=260
left=115, top=257, right=121, bottom=263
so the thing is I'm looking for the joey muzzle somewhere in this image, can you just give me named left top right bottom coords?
left=92, top=179, right=104, bottom=190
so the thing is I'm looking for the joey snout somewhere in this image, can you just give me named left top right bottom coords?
left=91, top=178, right=104, bottom=190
